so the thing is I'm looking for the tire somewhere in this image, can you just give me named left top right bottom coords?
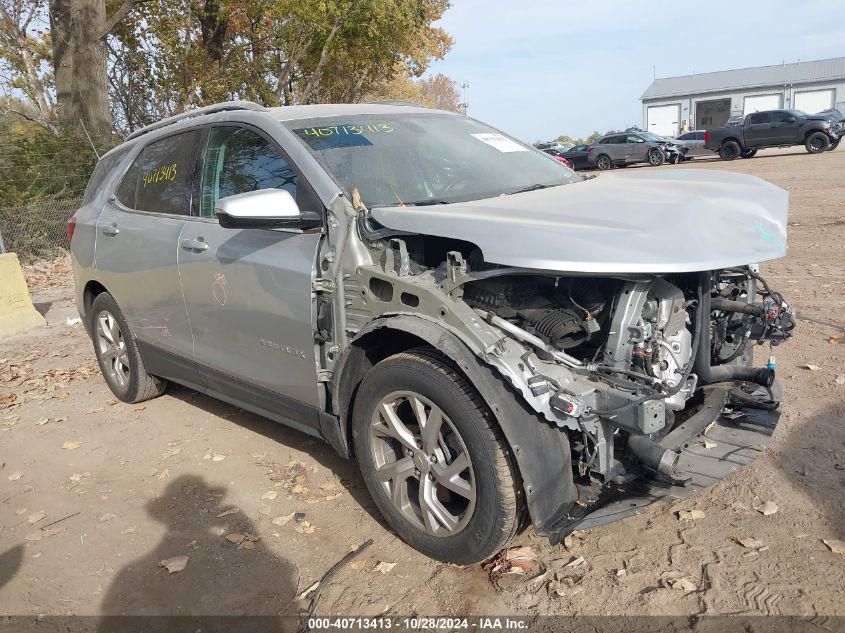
left=805, top=131, right=830, bottom=154
left=826, top=138, right=839, bottom=151
left=740, top=148, right=757, bottom=158
left=595, top=154, right=611, bottom=170
left=719, top=140, right=741, bottom=161
left=647, top=147, right=665, bottom=166
left=89, top=292, right=167, bottom=404
left=352, top=349, right=523, bottom=564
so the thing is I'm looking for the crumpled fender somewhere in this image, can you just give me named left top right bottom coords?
left=333, top=314, right=577, bottom=535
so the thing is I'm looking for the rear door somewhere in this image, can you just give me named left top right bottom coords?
left=745, top=112, right=772, bottom=146
left=95, top=130, right=202, bottom=382
left=177, top=124, right=323, bottom=433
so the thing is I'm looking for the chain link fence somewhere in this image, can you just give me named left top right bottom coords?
left=0, top=196, right=82, bottom=262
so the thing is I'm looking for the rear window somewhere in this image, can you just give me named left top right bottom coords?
left=116, top=131, right=200, bottom=215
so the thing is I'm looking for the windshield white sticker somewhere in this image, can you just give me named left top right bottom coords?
left=471, top=133, right=528, bottom=153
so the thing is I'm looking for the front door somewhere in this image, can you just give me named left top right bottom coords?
left=177, top=125, right=323, bottom=432
left=769, top=110, right=800, bottom=145
left=95, top=130, right=202, bottom=381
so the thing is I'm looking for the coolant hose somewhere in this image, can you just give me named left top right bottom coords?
left=694, top=272, right=775, bottom=387
left=627, top=435, right=679, bottom=476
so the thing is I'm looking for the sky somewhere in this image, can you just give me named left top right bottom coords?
left=427, top=0, right=845, bottom=143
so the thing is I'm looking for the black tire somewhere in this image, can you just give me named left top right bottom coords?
left=826, top=138, right=839, bottom=151
left=352, top=349, right=523, bottom=564
left=647, top=147, right=665, bottom=166
left=595, top=154, right=611, bottom=170
left=89, top=292, right=167, bottom=404
left=805, top=131, right=830, bottom=154
left=740, top=148, right=757, bottom=158
left=719, top=140, right=741, bottom=161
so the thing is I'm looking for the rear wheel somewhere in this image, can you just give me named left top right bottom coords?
left=352, top=349, right=523, bottom=564
left=740, top=148, right=757, bottom=158
left=647, top=147, right=665, bottom=166
left=90, top=293, right=167, bottom=403
left=595, top=154, right=611, bottom=170
left=805, top=132, right=830, bottom=154
left=719, top=141, right=741, bottom=160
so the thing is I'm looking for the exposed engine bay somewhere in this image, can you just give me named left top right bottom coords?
left=451, top=256, right=795, bottom=484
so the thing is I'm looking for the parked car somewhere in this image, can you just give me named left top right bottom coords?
left=559, top=143, right=592, bottom=170
left=705, top=109, right=843, bottom=159
left=540, top=146, right=574, bottom=168
left=588, top=131, right=688, bottom=170
left=71, top=101, right=794, bottom=564
left=536, top=140, right=574, bottom=153
left=675, top=130, right=716, bottom=158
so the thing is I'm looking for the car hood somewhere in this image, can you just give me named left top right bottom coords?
left=370, top=169, right=788, bottom=274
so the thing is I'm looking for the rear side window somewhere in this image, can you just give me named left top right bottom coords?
left=199, top=126, right=298, bottom=219
left=748, top=112, right=771, bottom=124
left=116, top=131, right=200, bottom=215
left=82, top=145, right=132, bottom=206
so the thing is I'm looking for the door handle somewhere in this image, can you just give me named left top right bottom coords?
left=181, top=238, right=209, bottom=252
left=101, top=224, right=120, bottom=236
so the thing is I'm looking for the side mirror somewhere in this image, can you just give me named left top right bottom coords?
left=215, top=189, right=317, bottom=229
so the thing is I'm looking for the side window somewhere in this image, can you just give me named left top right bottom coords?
left=748, top=112, right=771, bottom=124
left=771, top=111, right=793, bottom=123
left=116, top=131, right=199, bottom=214
left=627, top=135, right=644, bottom=143
left=598, top=137, right=611, bottom=144
left=199, top=126, right=297, bottom=219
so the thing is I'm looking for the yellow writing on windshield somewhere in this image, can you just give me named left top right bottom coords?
left=142, top=163, right=177, bottom=187
left=300, top=123, right=394, bottom=137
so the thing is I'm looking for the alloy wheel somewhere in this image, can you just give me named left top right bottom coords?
left=96, top=310, right=130, bottom=389
left=368, top=390, right=476, bottom=536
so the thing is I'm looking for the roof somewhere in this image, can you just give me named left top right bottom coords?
left=642, top=56, right=845, bottom=100
left=268, top=103, right=451, bottom=121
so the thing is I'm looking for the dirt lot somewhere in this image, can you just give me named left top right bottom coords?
left=1, top=148, right=844, bottom=622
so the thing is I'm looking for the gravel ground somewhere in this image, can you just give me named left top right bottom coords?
left=1, top=147, right=843, bottom=622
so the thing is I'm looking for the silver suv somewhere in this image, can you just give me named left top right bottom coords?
left=72, top=101, right=794, bottom=563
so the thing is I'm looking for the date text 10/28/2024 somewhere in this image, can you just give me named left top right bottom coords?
left=306, top=617, right=529, bottom=630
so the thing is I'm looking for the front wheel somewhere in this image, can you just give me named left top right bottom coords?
left=805, top=131, right=830, bottom=154
left=827, top=138, right=840, bottom=151
left=719, top=140, right=741, bottom=160
left=648, top=147, right=665, bottom=166
left=352, top=349, right=523, bottom=564
left=90, top=292, right=167, bottom=403
left=740, top=148, right=757, bottom=158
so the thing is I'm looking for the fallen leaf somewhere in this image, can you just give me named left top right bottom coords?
left=157, top=468, right=169, bottom=480
left=15, top=507, right=26, bottom=515
left=66, top=317, right=82, bottom=326
left=8, top=471, right=23, bottom=481
left=261, top=490, right=278, bottom=500
left=349, top=560, right=366, bottom=571
left=212, top=453, right=226, bottom=462
left=121, top=526, right=137, bottom=534
left=62, top=441, right=81, bottom=450
left=671, top=577, right=697, bottom=593
left=36, top=417, right=50, bottom=425
left=159, top=555, right=189, bottom=573
left=827, top=335, right=843, bottom=345
left=295, top=581, right=319, bottom=601
left=225, top=533, right=245, bottom=545
left=27, top=511, right=47, bottom=524
left=801, top=364, right=821, bottom=371
left=754, top=501, right=779, bottom=516
left=272, top=512, right=296, bottom=526
left=132, top=406, right=145, bottom=412
left=677, top=509, right=705, bottom=521
left=294, top=521, right=315, bottom=534
left=0, top=394, right=17, bottom=406
left=290, top=484, right=308, bottom=495
left=373, top=561, right=396, bottom=574
left=823, top=539, right=845, bottom=555
left=736, top=537, right=765, bottom=549
left=98, top=513, right=117, bottom=523
left=834, top=374, right=845, bottom=385
left=161, top=447, right=181, bottom=459
left=216, top=507, right=239, bottom=518
left=615, top=568, right=627, bottom=577
left=703, top=420, right=716, bottom=435
left=69, top=472, right=89, bottom=482
left=24, top=526, right=65, bottom=541
left=702, top=439, right=718, bottom=449
left=203, top=449, right=213, bottom=460
left=57, top=392, right=69, bottom=401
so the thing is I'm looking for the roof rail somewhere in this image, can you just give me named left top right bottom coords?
left=365, top=100, right=428, bottom=108
left=126, top=100, right=269, bottom=141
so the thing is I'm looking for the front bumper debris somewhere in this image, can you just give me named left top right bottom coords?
left=547, top=381, right=781, bottom=542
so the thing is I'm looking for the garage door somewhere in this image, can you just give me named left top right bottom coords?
left=794, top=89, right=834, bottom=114
left=743, top=94, right=781, bottom=115
left=647, top=104, right=680, bottom=137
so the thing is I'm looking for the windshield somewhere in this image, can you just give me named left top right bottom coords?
left=638, top=131, right=667, bottom=142
left=285, top=113, right=580, bottom=208
left=786, top=109, right=809, bottom=117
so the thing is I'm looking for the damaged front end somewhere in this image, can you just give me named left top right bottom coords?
left=339, top=222, right=795, bottom=540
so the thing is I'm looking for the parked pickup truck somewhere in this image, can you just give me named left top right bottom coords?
left=705, top=109, right=843, bottom=160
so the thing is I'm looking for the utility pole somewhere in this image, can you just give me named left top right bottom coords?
left=459, top=81, right=469, bottom=114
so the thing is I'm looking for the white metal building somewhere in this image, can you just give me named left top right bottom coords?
left=640, top=57, right=845, bottom=137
